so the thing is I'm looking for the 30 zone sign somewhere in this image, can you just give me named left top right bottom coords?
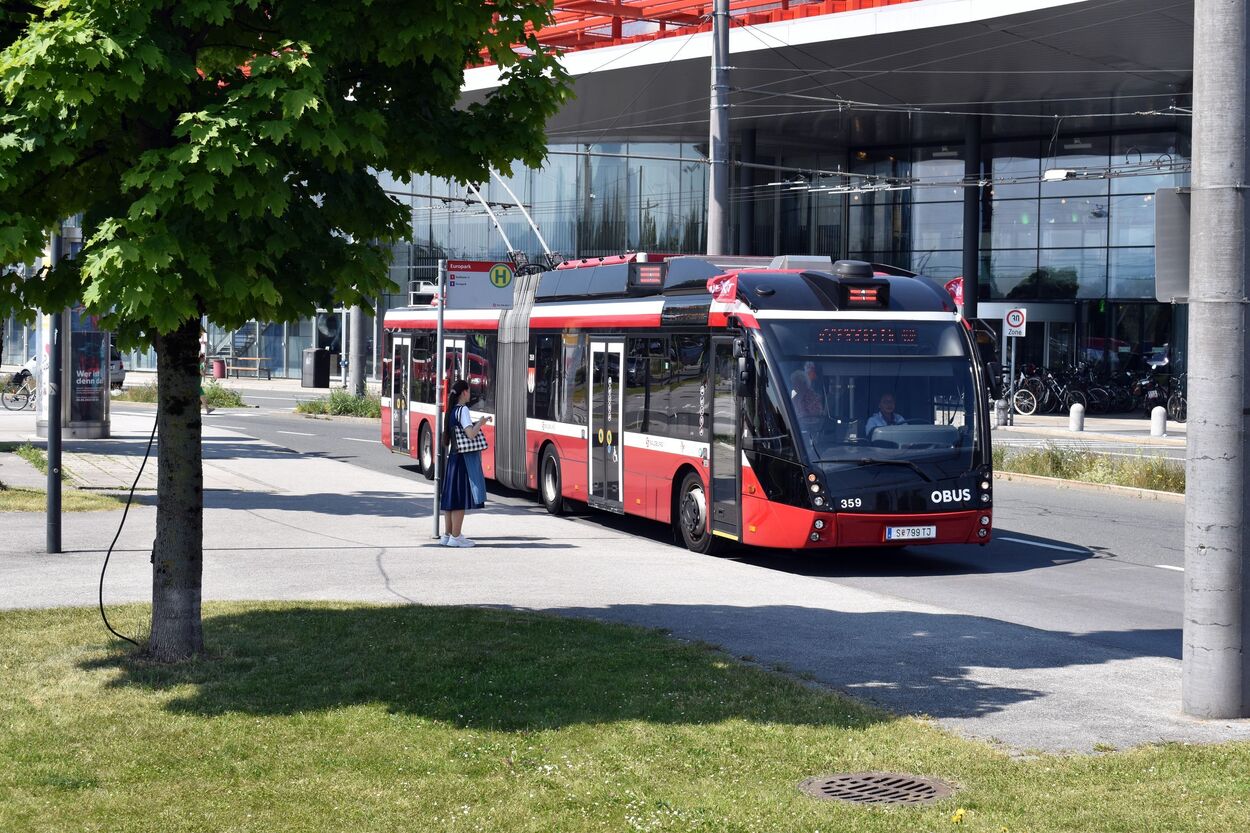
left=1004, top=308, right=1027, bottom=338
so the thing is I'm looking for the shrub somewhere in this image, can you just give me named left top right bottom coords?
left=995, top=442, right=1184, bottom=493
left=202, top=382, right=245, bottom=408
left=295, top=391, right=381, bottom=418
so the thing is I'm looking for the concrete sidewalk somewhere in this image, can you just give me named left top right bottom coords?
left=995, top=411, right=1186, bottom=447
left=1, top=409, right=1243, bottom=754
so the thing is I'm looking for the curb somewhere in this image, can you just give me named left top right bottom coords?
left=994, top=425, right=1185, bottom=447
left=994, top=470, right=1184, bottom=503
left=298, top=413, right=380, bottom=425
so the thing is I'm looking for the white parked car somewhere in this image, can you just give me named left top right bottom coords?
left=109, top=347, right=126, bottom=389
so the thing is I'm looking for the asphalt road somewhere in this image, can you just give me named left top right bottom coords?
left=108, top=394, right=1188, bottom=669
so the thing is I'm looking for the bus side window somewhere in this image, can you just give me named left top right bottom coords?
left=468, top=334, right=494, bottom=414
left=560, top=332, right=586, bottom=426
left=625, top=338, right=648, bottom=433
left=746, top=350, right=796, bottom=460
left=530, top=334, right=560, bottom=421
left=648, top=336, right=671, bottom=437
left=381, top=332, right=393, bottom=398
left=412, top=334, right=432, bottom=404
left=670, top=335, right=708, bottom=440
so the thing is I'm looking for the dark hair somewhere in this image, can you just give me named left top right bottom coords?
left=443, top=379, right=470, bottom=447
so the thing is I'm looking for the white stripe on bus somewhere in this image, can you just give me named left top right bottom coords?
left=622, top=432, right=709, bottom=458
left=526, top=418, right=587, bottom=439
left=751, top=310, right=960, bottom=321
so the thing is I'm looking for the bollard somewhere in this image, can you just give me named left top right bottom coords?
left=1068, top=402, right=1085, bottom=432
left=1151, top=405, right=1167, bottom=437
left=995, top=399, right=1009, bottom=428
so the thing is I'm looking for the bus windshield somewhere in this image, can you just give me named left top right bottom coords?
left=763, top=320, right=979, bottom=473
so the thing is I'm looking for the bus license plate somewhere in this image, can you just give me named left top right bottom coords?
left=886, top=525, right=936, bottom=541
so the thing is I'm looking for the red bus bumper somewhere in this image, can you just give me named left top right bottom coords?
left=742, top=495, right=991, bottom=549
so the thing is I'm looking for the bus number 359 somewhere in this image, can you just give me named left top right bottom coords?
left=840, top=498, right=863, bottom=509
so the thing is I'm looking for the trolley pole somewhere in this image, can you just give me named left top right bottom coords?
left=1183, top=0, right=1250, bottom=718
left=46, top=228, right=62, bottom=554
left=705, top=0, right=730, bottom=256
left=432, top=259, right=448, bottom=540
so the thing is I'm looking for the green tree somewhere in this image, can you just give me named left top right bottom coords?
left=0, top=1, right=568, bottom=660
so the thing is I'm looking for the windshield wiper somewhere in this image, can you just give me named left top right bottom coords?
left=822, top=457, right=934, bottom=483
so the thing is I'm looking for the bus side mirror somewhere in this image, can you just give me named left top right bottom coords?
left=986, top=361, right=1003, bottom=400
left=736, top=357, right=753, bottom=396
left=733, top=337, right=748, bottom=359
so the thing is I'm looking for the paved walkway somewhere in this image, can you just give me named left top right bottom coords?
left=2, top=408, right=1244, bottom=753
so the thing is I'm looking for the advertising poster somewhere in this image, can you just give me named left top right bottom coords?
left=69, top=306, right=108, bottom=423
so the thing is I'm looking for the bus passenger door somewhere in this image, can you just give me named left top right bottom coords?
left=710, top=337, right=740, bottom=541
left=391, top=335, right=411, bottom=452
left=588, top=339, right=625, bottom=512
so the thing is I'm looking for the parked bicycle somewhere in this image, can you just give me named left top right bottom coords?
left=2, top=369, right=36, bottom=410
left=1166, top=373, right=1187, bottom=423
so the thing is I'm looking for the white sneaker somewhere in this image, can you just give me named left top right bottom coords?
left=439, top=534, right=451, bottom=546
left=452, top=535, right=476, bottom=548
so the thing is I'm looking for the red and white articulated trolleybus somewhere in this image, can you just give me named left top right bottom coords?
left=380, top=254, right=994, bottom=553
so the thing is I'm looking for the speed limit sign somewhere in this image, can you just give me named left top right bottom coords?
left=1004, top=308, right=1027, bottom=338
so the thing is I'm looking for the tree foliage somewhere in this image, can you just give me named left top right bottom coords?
left=0, top=0, right=570, bottom=338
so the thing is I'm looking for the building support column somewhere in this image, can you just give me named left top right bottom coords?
left=961, top=113, right=982, bottom=320
left=706, top=0, right=730, bottom=256
left=736, top=129, right=756, bottom=256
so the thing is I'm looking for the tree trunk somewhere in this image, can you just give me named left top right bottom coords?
left=148, top=317, right=205, bottom=661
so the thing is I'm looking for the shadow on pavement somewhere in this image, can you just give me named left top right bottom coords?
left=541, top=603, right=1181, bottom=719
left=82, top=605, right=892, bottom=731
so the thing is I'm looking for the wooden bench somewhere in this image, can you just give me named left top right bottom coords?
left=223, top=356, right=272, bottom=380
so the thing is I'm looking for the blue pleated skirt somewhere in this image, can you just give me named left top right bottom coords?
left=440, top=451, right=486, bottom=511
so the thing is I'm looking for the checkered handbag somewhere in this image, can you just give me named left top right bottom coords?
left=454, top=409, right=488, bottom=454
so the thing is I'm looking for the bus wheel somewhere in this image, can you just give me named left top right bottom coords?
left=676, top=471, right=724, bottom=555
left=540, top=446, right=565, bottom=515
left=419, top=422, right=435, bottom=481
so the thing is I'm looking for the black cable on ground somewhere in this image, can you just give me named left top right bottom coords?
left=99, top=415, right=158, bottom=647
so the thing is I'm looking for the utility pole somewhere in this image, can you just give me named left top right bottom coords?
left=347, top=304, right=365, bottom=397
left=706, top=0, right=729, bottom=256
left=432, top=259, right=447, bottom=540
left=1183, top=0, right=1250, bottom=718
left=46, top=228, right=62, bottom=554
left=961, top=114, right=981, bottom=320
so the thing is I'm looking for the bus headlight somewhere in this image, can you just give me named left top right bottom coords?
left=980, top=480, right=991, bottom=490
left=980, top=515, right=990, bottom=526
left=810, top=532, right=820, bottom=542
left=814, top=519, right=825, bottom=530
left=981, top=493, right=991, bottom=503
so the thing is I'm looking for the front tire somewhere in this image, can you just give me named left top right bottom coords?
left=1, top=388, right=28, bottom=411
left=675, top=471, right=725, bottom=555
left=540, top=446, right=565, bottom=515
left=1012, top=388, right=1038, bottom=416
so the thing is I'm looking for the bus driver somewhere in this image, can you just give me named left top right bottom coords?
left=866, top=392, right=906, bottom=434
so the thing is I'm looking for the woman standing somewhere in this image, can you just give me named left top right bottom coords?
left=440, top=379, right=488, bottom=547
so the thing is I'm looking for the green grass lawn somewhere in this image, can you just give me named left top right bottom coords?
left=1, top=603, right=1246, bottom=833
left=0, top=485, right=124, bottom=512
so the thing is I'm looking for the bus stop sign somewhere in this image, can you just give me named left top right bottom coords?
left=1004, top=308, right=1027, bottom=338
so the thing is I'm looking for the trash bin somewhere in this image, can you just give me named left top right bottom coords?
left=301, top=347, right=330, bottom=388
left=211, top=358, right=226, bottom=379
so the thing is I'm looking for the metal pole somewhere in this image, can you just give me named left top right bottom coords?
left=961, top=114, right=982, bottom=320
left=1183, top=0, right=1250, bottom=718
left=348, top=304, right=365, bottom=397
left=706, top=0, right=730, bottom=256
left=432, top=259, right=447, bottom=540
left=46, top=229, right=62, bottom=554
left=467, top=182, right=516, bottom=254
left=1008, top=337, right=1016, bottom=427
left=488, top=170, right=552, bottom=256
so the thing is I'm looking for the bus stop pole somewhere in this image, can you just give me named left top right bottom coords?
left=432, top=259, right=447, bottom=539
left=1008, top=337, right=1016, bottom=427
left=46, top=228, right=62, bottom=554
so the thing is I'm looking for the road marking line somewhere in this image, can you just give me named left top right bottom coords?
left=276, top=430, right=315, bottom=437
left=246, top=395, right=317, bottom=402
left=998, top=536, right=1087, bottom=554
left=342, top=437, right=379, bottom=444
left=212, top=425, right=246, bottom=430
left=1155, top=564, right=1185, bottom=572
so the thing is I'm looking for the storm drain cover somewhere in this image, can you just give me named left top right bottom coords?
left=799, top=772, right=955, bottom=805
